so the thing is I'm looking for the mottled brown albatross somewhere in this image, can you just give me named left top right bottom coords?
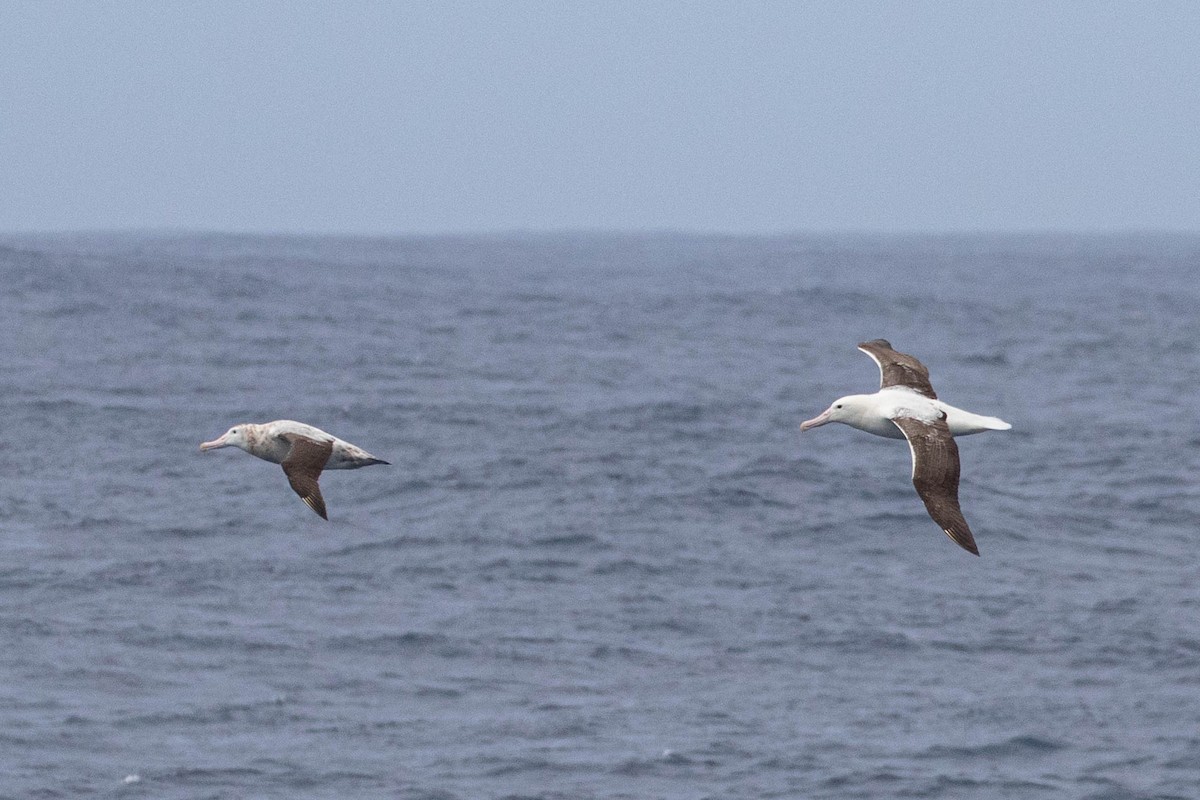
left=200, top=420, right=388, bottom=519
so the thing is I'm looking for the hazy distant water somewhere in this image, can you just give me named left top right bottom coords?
left=2, top=232, right=1199, bottom=799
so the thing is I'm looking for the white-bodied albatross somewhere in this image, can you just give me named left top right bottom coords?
left=800, top=339, right=1010, bottom=555
left=200, top=420, right=389, bottom=519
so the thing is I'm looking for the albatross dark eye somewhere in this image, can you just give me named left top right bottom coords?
left=835, top=404, right=843, bottom=409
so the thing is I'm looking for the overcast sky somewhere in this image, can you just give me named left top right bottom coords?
left=2, top=1, right=1198, bottom=234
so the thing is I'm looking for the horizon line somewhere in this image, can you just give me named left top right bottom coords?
left=3, top=225, right=1199, bottom=240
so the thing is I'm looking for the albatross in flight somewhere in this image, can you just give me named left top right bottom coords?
left=800, top=339, right=1010, bottom=555
left=200, top=420, right=389, bottom=519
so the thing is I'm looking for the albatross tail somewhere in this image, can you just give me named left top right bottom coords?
left=942, top=406, right=1012, bottom=436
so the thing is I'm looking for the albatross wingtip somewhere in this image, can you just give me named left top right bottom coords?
left=303, top=496, right=329, bottom=520
left=947, top=529, right=980, bottom=556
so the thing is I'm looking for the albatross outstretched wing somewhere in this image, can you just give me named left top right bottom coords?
left=279, top=434, right=334, bottom=520
left=891, top=413, right=978, bottom=555
left=858, top=339, right=938, bottom=399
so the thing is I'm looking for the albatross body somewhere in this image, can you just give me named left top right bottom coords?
left=800, top=340, right=1010, bottom=555
left=801, top=388, right=1010, bottom=440
left=200, top=420, right=389, bottom=519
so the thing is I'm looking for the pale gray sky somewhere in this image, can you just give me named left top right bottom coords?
left=2, top=1, right=1198, bottom=234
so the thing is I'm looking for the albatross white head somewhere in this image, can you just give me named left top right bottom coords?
left=199, top=425, right=254, bottom=452
left=799, top=394, right=877, bottom=432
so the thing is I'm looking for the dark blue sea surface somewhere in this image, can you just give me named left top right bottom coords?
left=2, top=232, right=1198, bottom=799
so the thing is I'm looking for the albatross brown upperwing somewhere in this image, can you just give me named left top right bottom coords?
left=891, top=414, right=979, bottom=555
left=280, top=434, right=334, bottom=520
left=858, top=339, right=938, bottom=400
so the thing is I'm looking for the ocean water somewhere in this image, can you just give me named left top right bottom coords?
left=1, top=232, right=1198, bottom=799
